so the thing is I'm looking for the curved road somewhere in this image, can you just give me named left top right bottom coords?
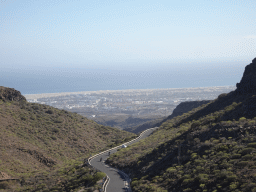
left=89, top=127, right=158, bottom=192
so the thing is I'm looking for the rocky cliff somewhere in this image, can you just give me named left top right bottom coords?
left=0, top=86, right=26, bottom=102
left=236, top=58, right=256, bottom=94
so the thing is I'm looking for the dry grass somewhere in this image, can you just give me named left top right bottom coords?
left=0, top=88, right=136, bottom=191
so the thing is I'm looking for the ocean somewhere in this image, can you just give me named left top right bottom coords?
left=1, top=62, right=245, bottom=95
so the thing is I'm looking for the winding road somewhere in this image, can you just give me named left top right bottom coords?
left=89, top=127, right=158, bottom=192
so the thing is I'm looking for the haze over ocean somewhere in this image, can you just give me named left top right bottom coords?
left=1, top=1, right=255, bottom=94
left=2, top=61, right=243, bottom=95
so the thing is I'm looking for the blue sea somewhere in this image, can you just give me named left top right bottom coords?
left=1, top=62, right=245, bottom=95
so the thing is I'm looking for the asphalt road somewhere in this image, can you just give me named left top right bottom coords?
left=90, top=127, right=158, bottom=192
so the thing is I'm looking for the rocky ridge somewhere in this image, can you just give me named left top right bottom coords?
left=0, top=86, right=26, bottom=102
left=236, top=58, right=256, bottom=94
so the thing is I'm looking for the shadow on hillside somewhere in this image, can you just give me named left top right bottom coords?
left=137, top=117, right=248, bottom=178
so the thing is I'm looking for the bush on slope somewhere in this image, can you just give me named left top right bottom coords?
left=0, top=86, right=135, bottom=191
left=106, top=57, right=256, bottom=192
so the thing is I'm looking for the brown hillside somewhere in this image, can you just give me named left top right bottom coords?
left=0, top=86, right=135, bottom=191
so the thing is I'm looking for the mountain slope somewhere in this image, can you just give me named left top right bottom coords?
left=107, top=58, right=256, bottom=192
left=0, top=86, right=135, bottom=191
left=125, top=100, right=212, bottom=133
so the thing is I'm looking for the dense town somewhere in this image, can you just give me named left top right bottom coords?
left=25, top=86, right=235, bottom=119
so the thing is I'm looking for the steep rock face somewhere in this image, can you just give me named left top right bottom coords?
left=236, top=58, right=256, bottom=94
left=0, top=86, right=26, bottom=102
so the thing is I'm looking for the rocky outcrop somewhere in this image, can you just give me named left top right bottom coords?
left=18, top=148, right=56, bottom=167
left=0, top=86, right=26, bottom=102
left=0, top=172, right=11, bottom=180
left=236, top=58, right=256, bottom=94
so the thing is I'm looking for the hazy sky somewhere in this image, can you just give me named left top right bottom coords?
left=1, top=0, right=256, bottom=70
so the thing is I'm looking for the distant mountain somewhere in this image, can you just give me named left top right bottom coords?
left=107, top=58, right=256, bottom=192
left=0, top=86, right=135, bottom=191
left=93, top=114, right=160, bottom=131
left=124, top=117, right=165, bottom=133
left=126, top=100, right=212, bottom=133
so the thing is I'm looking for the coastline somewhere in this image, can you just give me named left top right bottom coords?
left=24, top=85, right=235, bottom=100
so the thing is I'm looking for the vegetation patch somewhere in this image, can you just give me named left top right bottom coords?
left=106, top=91, right=256, bottom=191
left=0, top=86, right=136, bottom=191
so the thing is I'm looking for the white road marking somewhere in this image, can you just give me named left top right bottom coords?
left=88, top=127, right=159, bottom=192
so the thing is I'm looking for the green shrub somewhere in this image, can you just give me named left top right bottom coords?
left=239, top=148, right=254, bottom=155
left=131, top=180, right=139, bottom=187
left=197, top=174, right=209, bottom=183
left=237, top=161, right=248, bottom=167
left=166, top=167, right=176, bottom=173
left=231, top=154, right=241, bottom=159
left=183, top=178, right=193, bottom=185
left=242, top=154, right=253, bottom=160
left=52, top=128, right=59, bottom=133
left=81, top=175, right=94, bottom=183
left=227, top=175, right=237, bottom=182
left=248, top=143, right=256, bottom=148
left=32, top=105, right=39, bottom=110
left=213, top=170, right=220, bottom=175
left=45, top=109, right=54, bottom=114
left=216, top=144, right=229, bottom=152
left=191, top=153, right=198, bottom=159
left=229, top=182, right=238, bottom=190
left=249, top=120, right=256, bottom=125
left=93, top=172, right=106, bottom=182
left=54, top=118, right=63, bottom=123
left=239, top=117, right=247, bottom=121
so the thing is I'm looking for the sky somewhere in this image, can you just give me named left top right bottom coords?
left=0, top=0, right=256, bottom=93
